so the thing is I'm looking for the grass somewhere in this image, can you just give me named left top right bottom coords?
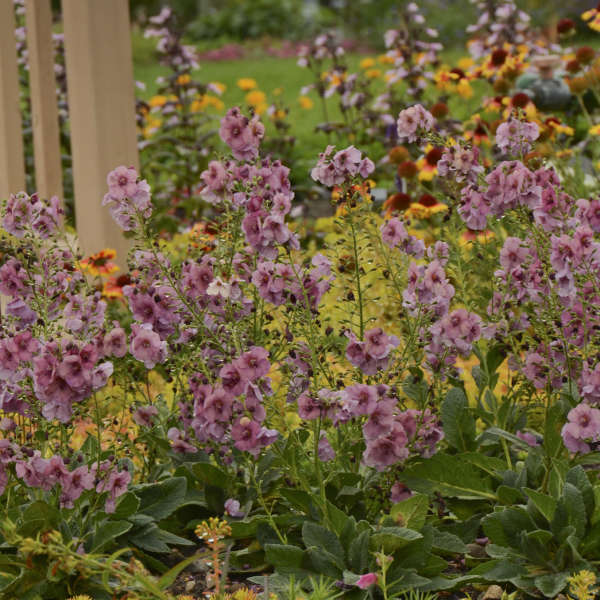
left=132, top=29, right=368, bottom=159
left=131, top=28, right=486, bottom=171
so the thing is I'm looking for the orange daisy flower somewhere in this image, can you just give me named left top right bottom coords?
left=79, top=249, right=119, bottom=277
left=102, top=273, right=131, bottom=300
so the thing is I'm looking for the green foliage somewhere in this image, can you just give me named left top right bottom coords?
left=188, top=0, right=308, bottom=41
left=479, top=466, right=600, bottom=596
left=441, top=388, right=477, bottom=452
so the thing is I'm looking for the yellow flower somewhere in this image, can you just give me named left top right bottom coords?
left=567, top=569, right=597, bottom=600
left=416, top=157, right=436, bottom=181
left=237, top=77, right=257, bottom=91
left=298, top=95, right=314, bottom=109
left=254, top=103, right=268, bottom=115
left=365, top=68, right=382, bottom=79
left=457, top=78, right=473, bottom=98
left=459, top=229, right=495, bottom=247
left=149, top=95, right=167, bottom=108
left=176, top=73, right=191, bottom=85
left=434, top=69, right=458, bottom=91
left=191, top=93, right=225, bottom=113
left=583, top=8, right=600, bottom=32
left=457, top=56, right=475, bottom=71
left=210, top=81, right=226, bottom=93
left=556, top=148, right=574, bottom=159
left=591, top=124, right=600, bottom=135
left=212, top=97, right=225, bottom=110
left=360, top=57, right=376, bottom=69
left=328, top=72, right=345, bottom=86
left=378, top=53, right=395, bottom=65
left=190, top=97, right=206, bottom=112
left=548, top=121, right=574, bottom=136
left=406, top=201, right=448, bottom=219
left=142, top=117, right=161, bottom=138
left=246, top=90, right=267, bottom=107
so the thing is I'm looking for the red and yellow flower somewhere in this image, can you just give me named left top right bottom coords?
left=582, top=4, right=600, bottom=32
left=406, top=193, right=448, bottom=219
left=79, top=249, right=119, bottom=277
left=416, top=145, right=443, bottom=182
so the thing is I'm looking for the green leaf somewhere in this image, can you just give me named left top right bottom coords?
left=390, top=493, right=428, bottom=530
left=441, top=388, right=476, bottom=451
left=461, top=453, right=506, bottom=477
left=191, top=462, right=229, bottom=488
left=472, top=365, right=487, bottom=391
left=280, top=488, right=314, bottom=514
left=264, top=544, right=305, bottom=569
left=136, top=477, right=187, bottom=520
left=524, top=488, right=557, bottom=523
left=594, top=485, right=600, bottom=525
left=91, top=520, right=132, bottom=552
left=431, top=529, right=467, bottom=554
left=581, top=521, right=600, bottom=554
left=566, top=465, right=594, bottom=519
left=156, top=528, right=194, bottom=547
left=478, top=427, right=532, bottom=450
left=386, top=568, right=432, bottom=594
left=306, top=547, right=342, bottom=578
left=128, top=513, right=154, bottom=527
left=521, top=530, right=553, bottom=565
left=535, top=572, right=568, bottom=597
left=204, top=484, right=225, bottom=513
left=18, top=501, right=60, bottom=537
left=302, top=521, right=344, bottom=562
left=402, top=378, right=429, bottom=405
left=112, top=493, right=140, bottom=520
left=497, top=485, right=525, bottom=505
left=325, top=501, right=351, bottom=538
left=562, top=482, right=587, bottom=539
left=544, top=404, right=566, bottom=458
left=370, top=527, right=422, bottom=553
left=482, top=507, right=535, bottom=548
left=485, top=343, right=507, bottom=377
left=157, top=553, right=203, bottom=589
left=229, top=516, right=266, bottom=539
left=400, top=453, right=497, bottom=501
left=129, top=523, right=169, bottom=553
left=471, top=559, right=527, bottom=581
left=419, top=574, right=481, bottom=591
left=348, top=530, right=370, bottom=573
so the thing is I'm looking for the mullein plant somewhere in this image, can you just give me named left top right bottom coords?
left=138, top=6, right=223, bottom=231
left=3, top=89, right=600, bottom=595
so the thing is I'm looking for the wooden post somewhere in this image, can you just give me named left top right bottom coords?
left=0, top=0, right=26, bottom=200
left=62, top=0, right=138, bottom=265
left=25, top=0, right=63, bottom=202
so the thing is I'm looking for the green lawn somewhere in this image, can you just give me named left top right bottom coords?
left=132, top=30, right=484, bottom=168
left=133, top=32, right=368, bottom=158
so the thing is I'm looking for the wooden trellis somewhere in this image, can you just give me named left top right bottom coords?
left=0, top=0, right=139, bottom=264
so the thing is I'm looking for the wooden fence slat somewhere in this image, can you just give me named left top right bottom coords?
left=0, top=0, right=26, bottom=200
left=25, top=0, right=63, bottom=202
left=62, top=0, right=138, bottom=265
